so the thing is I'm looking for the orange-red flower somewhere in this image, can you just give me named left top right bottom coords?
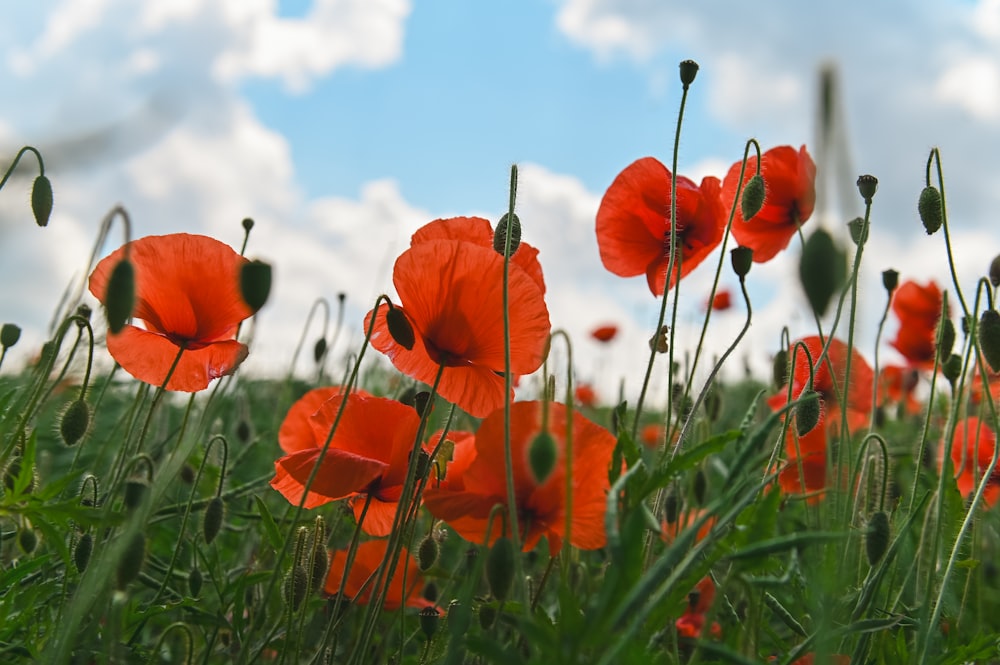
left=877, top=365, right=922, bottom=415
left=596, top=157, right=725, bottom=296
left=707, top=289, right=732, bottom=311
left=723, top=145, right=816, bottom=263
left=423, top=401, right=616, bottom=553
left=574, top=383, right=597, bottom=407
left=890, top=280, right=943, bottom=369
left=366, top=217, right=550, bottom=418
left=947, top=416, right=1000, bottom=508
left=590, top=324, right=618, bottom=343
left=675, top=576, right=721, bottom=639
left=324, top=539, right=426, bottom=610
left=88, top=233, right=254, bottom=392
left=271, top=392, right=425, bottom=536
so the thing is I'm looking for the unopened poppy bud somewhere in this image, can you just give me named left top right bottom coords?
left=313, top=337, right=327, bottom=364
left=882, top=269, right=899, bottom=294
left=4, top=457, right=36, bottom=494
left=493, top=213, right=521, bottom=257
left=649, top=325, right=670, bottom=354
left=180, top=464, right=196, bottom=484
left=865, top=511, right=890, bottom=566
left=772, top=349, right=789, bottom=389
left=448, top=599, right=472, bottom=638
left=236, top=420, right=251, bottom=443
left=979, top=309, right=1000, bottom=372
left=385, top=304, right=415, bottom=350
left=241, top=217, right=255, bottom=233
left=418, top=533, right=439, bottom=571
left=740, top=174, right=765, bottom=221
left=938, top=318, right=956, bottom=360
left=730, top=246, right=753, bottom=279
left=856, top=174, right=878, bottom=204
left=799, top=228, right=845, bottom=317
left=663, top=488, right=680, bottom=524
left=486, top=537, right=516, bottom=602
left=423, top=581, right=439, bottom=603
left=74, top=532, right=93, bottom=573
left=918, top=186, right=943, bottom=235
left=943, top=353, right=962, bottom=388
left=283, top=565, right=308, bottom=612
left=478, top=604, right=497, bottom=629
left=412, top=391, right=433, bottom=418
left=678, top=59, right=699, bottom=87
left=309, top=545, right=329, bottom=594
left=692, top=469, right=707, bottom=506
left=990, top=255, right=1000, bottom=288
left=1, top=323, right=21, bottom=348
left=31, top=175, right=53, bottom=227
left=419, top=606, right=440, bottom=641
left=847, top=216, right=868, bottom=246
left=188, top=567, right=203, bottom=597
left=414, top=449, right=432, bottom=480
left=203, top=496, right=225, bottom=545
left=60, top=399, right=90, bottom=447
left=105, top=259, right=136, bottom=334
left=123, top=479, right=148, bottom=510
left=18, top=527, right=37, bottom=554
left=528, top=430, right=557, bottom=484
left=240, top=260, right=272, bottom=312
left=795, top=390, right=821, bottom=436
left=116, top=532, right=146, bottom=590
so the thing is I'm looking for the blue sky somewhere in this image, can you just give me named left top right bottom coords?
left=2, top=0, right=1000, bottom=403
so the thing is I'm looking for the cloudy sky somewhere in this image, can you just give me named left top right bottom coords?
left=2, top=0, right=999, bottom=405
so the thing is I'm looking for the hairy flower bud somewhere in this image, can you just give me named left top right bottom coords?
left=795, top=390, right=821, bottom=437
left=528, top=430, right=557, bottom=484
left=865, top=511, right=890, bottom=566
left=918, top=186, right=943, bottom=235
left=979, top=310, right=1000, bottom=373
left=799, top=229, right=845, bottom=318
left=493, top=213, right=521, bottom=257
left=105, top=259, right=136, bottom=334
left=486, top=537, right=516, bottom=602
left=203, top=496, right=225, bottom=545
left=31, top=175, right=53, bottom=227
left=0, top=323, right=21, bottom=349
left=74, top=532, right=93, bottom=573
left=116, top=533, right=146, bottom=590
left=60, top=399, right=90, bottom=447
left=740, top=174, right=765, bottom=221
left=418, top=533, right=440, bottom=572
left=283, top=565, right=308, bottom=612
left=385, top=304, right=415, bottom=350
left=240, top=260, right=272, bottom=312
left=188, top=567, right=203, bottom=597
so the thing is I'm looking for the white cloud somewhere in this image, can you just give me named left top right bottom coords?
left=934, top=55, right=1000, bottom=121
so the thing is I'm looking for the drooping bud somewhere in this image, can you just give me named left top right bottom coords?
left=105, top=259, right=136, bottom=334
left=73, top=532, right=93, bottom=573
left=648, top=325, right=670, bottom=354
left=938, top=318, right=956, bottom=360
left=188, top=567, right=203, bottom=597
left=942, top=354, right=963, bottom=388
left=283, top=565, right=308, bottom=612
left=18, top=527, right=37, bottom=554
left=423, top=581, right=439, bottom=603
left=799, top=228, right=846, bottom=318
left=31, top=175, right=53, bottom=227
left=203, top=496, right=225, bottom=545
left=703, top=389, right=722, bottom=422
left=313, top=337, right=327, bottom=364
left=740, top=174, right=765, bottom=221
left=918, top=186, right=943, bottom=235
left=417, top=533, right=439, bottom=572
left=772, top=349, right=789, bottom=389
left=385, top=304, right=415, bottom=350
left=847, top=216, right=868, bottom=246
left=236, top=420, right=251, bottom=443
left=882, top=269, right=899, bottom=295
left=412, top=391, right=433, bottom=418
left=116, top=532, right=146, bottom=590
left=795, top=390, right=821, bottom=437
left=979, top=309, right=1000, bottom=373
left=528, top=430, right=558, bottom=484
left=663, top=487, right=681, bottom=524
left=678, top=59, right=700, bottom=87
left=240, top=260, right=272, bottom=312
left=856, top=175, right=878, bottom=204
left=865, top=511, right=890, bottom=566
left=692, top=469, right=707, bottom=506
left=59, top=399, right=90, bottom=447
left=990, top=254, right=1000, bottom=288
left=123, top=479, right=148, bottom=511
left=309, top=544, right=329, bottom=596
left=419, top=606, right=440, bottom=642
left=730, top=246, right=753, bottom=279
left=486, top=537, right=516, bottom=602
left=1, top=323, right=22, bottom=349
left=478, top=604, right=497, bottom=629
left=493, top=213, right=521, bottom=257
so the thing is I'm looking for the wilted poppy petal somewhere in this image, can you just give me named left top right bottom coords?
left=271, top=448, right=388, bottom=508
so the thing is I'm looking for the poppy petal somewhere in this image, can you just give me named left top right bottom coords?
left=271, top=448, right=388, bottom=508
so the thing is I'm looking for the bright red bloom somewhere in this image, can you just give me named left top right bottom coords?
left=947, top=416, right=1000, bottom=508
left=323, top=539, right=426, bottom=610
left=590, top=324, right=618, bottom=343
left=271, top=392, right=426, bottom=536
left=662, top=508, right=716, bottom=545
left=675, top=576, right=721, bottom=639
left=276, top=386, right=371, bottom=452
left=724, top=145, right=816, bottom=263
left=366, top=217, right=550, bottom=418
left=596, top=157, right=726, bottom=296
left=781, top=655, right=850, bottom=665
left=423, top=401, right=616, bottom=553
left=890, top=280, right=943, bottom=369
left=641, top=423, right=666, bottom=448
left=88, top=233, right=254, bottom=392
left=707, top=289, right=732, bottom=311
left=574, top=383, right=597, bottom=407
left=877, top=365, right=922, bottom=415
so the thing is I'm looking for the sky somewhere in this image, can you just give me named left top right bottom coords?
left=2, top=0, right=1000, bottom=407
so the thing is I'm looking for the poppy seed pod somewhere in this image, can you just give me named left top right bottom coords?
left=528, top=430, right=558, bottom=484
left=59, top=399, right=90, bottom=447
left=0, top=323, right=21, bottom=349
left=679, top=59, right=699, bottom=86
left=795, top=390, right=821, bottom=437
left=882, top=269, right=899, bottom=294
left=241, top=217, right=255, bottom=233
left=73, top=532, right=93, bottom=573
left=419, top=606, right=441, bottom=642
left=990, top=254, right=1000, bottom=288
left=493, top=213, right=521, bottom=257
left=104, top=259, right=136, bottom=334
left=116, top=532, right=146, bottom=590
left=31, top=174, right=53, bottom=227
left=918, top=186, right=943, bottom=235
left=203, top=496, right=225, bottom=545
left=385, top=305, right=415, bottom=350
left=240, top=260, right=272, bottom=312
left=731, top=246, right=753, bottom=279
left=865, top=511, right=890, bottom=566
left=847, top=217, right=868, bottom=246
left=486, top=536, right=516, bottom=602
left=979, top=310, right=1000, bottom=373
left=740, top=174, right=765, bottom=221
left=417, top=533, right=439, bottom=572
left=856, top=175, right=878, bottom=204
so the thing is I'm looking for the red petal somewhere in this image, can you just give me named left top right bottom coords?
left=271, top=448, right=387, bottom=507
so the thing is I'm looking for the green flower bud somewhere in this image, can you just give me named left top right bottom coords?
left=18, top=527, right=37, bottom=554
left=419, top=606, right=440, bottom=642
left=943, top=353, right=963, bottom=388
left=692, top=469, right=707, bottom=506
left=105, top=259, right=136, bottom=334
left=772, top=349, right=789, bottom=389
left=678, top=59, right=700, bottom=86
left=1, top=323, right=21, bottom=349
left=918, top=186, right=943, bottom=235
left=203, top=496, right=225, bottom=545
left=979, top=309, right=1000, bottom=373
left=385, top=304, right=415, bottom=350
left=528, top=430, right=558, bottom=484
left=865, top=511, right=890, bottom=566
left=73, top=532, right=93, bottom=573
left=116, top=533, right=146, bottom=590
left=493, top=213, right=521, bottom=257
left=312, top=337, right=327, bottom=364
left=188, top=567, right=203, bottom=597
left=240, top=260, right=272, bottom=312
left=799, top=228, right=846, bottom=318
left=795, top=390, right=821, bottom=437
left=31, top=175, right=53, bottom=227
left=123, top=479, right=147, bottom=511
left=486, top=537, right=516, bottom=602
left=740, top=174, right=765, bottom=221
left=990, top=254, right=1000, bottom=288
left=59, top=399, right=90, bottom=447
left=882, top=269, right=899, bottom=294
left=283, top=565, right=308, bottom=612
left=856, top=174, right=878, bottom=204
left=663, top=488, right=680, bottom=524
left=417, top=533, right=439, bottom=572
left=938, top=318, right=956, bottom=361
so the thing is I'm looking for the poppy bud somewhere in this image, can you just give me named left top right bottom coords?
left=795, top=390, right=821, bottom=436
left=730, top=246, right=753, bottom=279
left=241, top=217, right=255, bottom=233
left=283, top=565, right=308, bottom=612
left=418, top=533, right=439, bottom=572
left=1, top=323, right=22, bottom=349
left=663, top=488, right=680, bottom=524
left=692, top=469, right=707, bottom=506
left=203, top=496, right=225, bottom=545
left=493, top=213, right=521, bottom=257
left=528, top=430, right=557, bottom=484
left=412, top=391, right=433, bottom=418
left=799, top=228, right=845, bottom=318
left=847, top=216, right=868, bottom=246
left=918, top=186, right=943, bottom=235
left=240, top=260, right=272, bottom=312
left=180, top=464, right=196, bottom=484
left=423, top=581, right=439, bottom=603
left=979, top=309, right=1000, bottom=373
left=772, top=349, right=789, bottom=389
left=856, top=174, right=878, bottom=204
left=486, top=537, right=516, bottom=602
left=188, top=567, right=203, bottom=597
left=882, top=269, right=899, bottom=294
left=31, top=175, right=53, bottom=227
left=990, top=255, right=1000, bottom=288
left=385, top=305, right=415, bottom=350
left=313, top=337, right=327, bottom=364
left=865, top=511, right=890, bottom=566
left=123, top=479, right=148, bottom=511
left=18, top=527, right=37, bottom=554
left=648, top=325, right=670, bottom=354
left=419, top=606, right=440, bottom=641
left=74, top=532, right=93, bottom=573
left=59, top=399, right=90, bottom=447
left=678, top=59, right=699, bottom=87
left=942, top=353, right=962, bottom=388
left=309, top=544, right=329, bottom=595
left=938, top=318, right=956, bottom=360
left=105, top=259, right=136, bottom=334
left=740, top=174, right=765, bottom=221
left=478, top=604, right=497, bottom=629
left=236, top=420, right=251, bottom=443
left=116, top=532, right=146, bottom=590
left=448, top=600, right=472, bottom=638
left=4, top=457, right=36, bottom=495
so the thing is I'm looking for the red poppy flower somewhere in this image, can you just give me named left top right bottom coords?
left=277, top=386, right=372, bottom=452
left=423, top=401, right=616, bottom=553
left=707, top=289, right=732, bottom=311
left=890, top=280, right=943, bottom=369
left=675, top=576, right=721, bottom=639
left=780, top=655, right=850, bottom=665
left=574, top=383, right=597, bottom=407
left=87, top=233, right=254, bottom=392
left=596, top=157, right=726, bottom=296
left=324, top=539, right=426, bottom=610
left=590, top=324, right=618, bottom=343
left=662, top=508, right=716, bottom=544
left=641, top=423, right=666, bottom=449
left=271, top=392, right=426, bottom=536
left=778, top=451, right=830, bottom=503
left=947, top=416, right=1000, bottom=508
left=876, top=365, right=921, bottom=415
left=723, top=145, right=816, bottom=263
left=366, top=217, right=550, bottom=418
